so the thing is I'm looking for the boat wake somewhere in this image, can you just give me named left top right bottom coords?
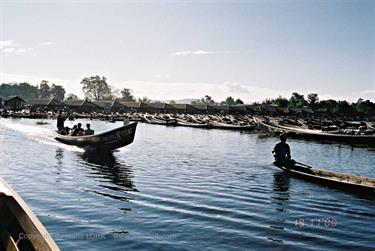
left=0, top=119, right=83, bottom=152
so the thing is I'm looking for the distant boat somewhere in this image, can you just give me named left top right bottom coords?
left=254, top=117, right=375, bottom=146
left=274, top=161, right=375, bottom=194
left=0, top=177, right=60, bottom=251
left=55, top=122, right=137, bottom=150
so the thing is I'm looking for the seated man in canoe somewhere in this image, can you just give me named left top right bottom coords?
left=273, top=134, right=295, bottom=167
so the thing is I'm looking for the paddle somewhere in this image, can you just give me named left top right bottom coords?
left=295, top=161, right=313, bottom=169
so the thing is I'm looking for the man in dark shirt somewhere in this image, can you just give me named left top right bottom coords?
left=84, top=123, right=95, bottom=135
left=57, top=110, right=66, bottom=129
left=72, top=123, right=84, bottom=136
left=273, top=134, right=292, bottom=165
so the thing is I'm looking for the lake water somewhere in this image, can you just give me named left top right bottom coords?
left=0, top=118, right=374, bottom=250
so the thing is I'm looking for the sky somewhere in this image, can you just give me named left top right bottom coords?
left=0, top=0, right=374, bottom=102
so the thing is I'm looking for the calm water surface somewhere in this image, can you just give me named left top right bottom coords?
left=0, top=118, right=374, bottom=251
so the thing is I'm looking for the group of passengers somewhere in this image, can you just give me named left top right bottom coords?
left=57, top=110, right=94, bottom=136
left=58, top=123, right=94, bottom=136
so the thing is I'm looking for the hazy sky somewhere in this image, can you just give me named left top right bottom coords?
left=0, top=0, right=374, bottom=102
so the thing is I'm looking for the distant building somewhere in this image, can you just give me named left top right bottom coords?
left=4, top=96, right=26, bottom=110
left=94, top=100, right=126, bottom=112
left=165, top=103, right=196, bottom=114
left=146, top=103, right=165, bottom=113
left=64, top=99, right=101, bottom=113
left=27, top=98, right=66, bottom=112
left=120, top=101, right=142, bottom=112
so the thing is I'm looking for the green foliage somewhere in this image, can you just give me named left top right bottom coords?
left=317, top=99, right=337, bottom=113
left=235, top=98, right=244, bottom=104
left=38, top=80, right=51, bottom=98
left=65, top=93, right=79, bottom=100
left=0, top=81, right=66, bottom=101
left=332, top=100, right=356, bottom=115
left=307, top=93, right=319, bottom=108
left=355, top=98, right=375, bottom=115
left=274, top=96, right=288, bottom=107
left=289, top=92, right=306, bottom=108
left=50, top=84, right=66, bottom=101
left=224, top=96, right=235, bottom=106
left=138, top=96, right=151, bottom=103
left=80, top=75, right=112, bottom=101
left=202, top=95, right=215, bottom=105
left=120, top=88, right=135, bottom=101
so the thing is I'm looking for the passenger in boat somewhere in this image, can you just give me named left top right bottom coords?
left=273, top=134, right=294, bottom=165
left=84, top=123, right=95, bottom=135
left=73, top=123, right=85, bottom=136
left=71, top=124, right=84, bottom=136
left=57, top=110, right=66, bottom=129
left=70, top=125, right=77, bottom=136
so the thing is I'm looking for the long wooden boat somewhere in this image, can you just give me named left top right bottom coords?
left=274, top=161, right=375, bottom=194
left=55, top=122, right=137, bottom=150
left=254, top=117, right=375, bottom=146
left=208, top=121, right=254, bottom=131
left=0, top=177, right=60, bottom=251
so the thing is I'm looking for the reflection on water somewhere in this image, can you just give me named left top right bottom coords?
left=271, top=171, right=290, bottom=213
left=55, top=148, right=64, bottom=167
left=2, top=119, right=375, bottom=251
left=78, top=151, right=138, bottom=193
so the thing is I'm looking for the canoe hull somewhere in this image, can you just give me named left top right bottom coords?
left=55, top=122, right=137, bottom=150
left=274, top=162, right=375, bottom=195
left=0, top=178, right=60, bottom=251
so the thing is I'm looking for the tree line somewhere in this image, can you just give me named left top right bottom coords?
left=0, top=80, right=66, bottom=101
left=1, top=75, right=374, bottom=116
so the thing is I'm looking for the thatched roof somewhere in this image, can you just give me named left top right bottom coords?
left=120, top=101, right=141, bottom=108
left=5, top=95, right=25, bottom=102
left=148, top=103, right=165, bottom=109
left=28, top=98, right=65, bottom=106
left=64, top=99, right=85, bottom=106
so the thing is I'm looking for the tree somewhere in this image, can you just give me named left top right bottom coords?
left=201, top=95, right=215, bottom=105
left=307, top=93, right=319, bottom=109
left=50, top=84, right=66, bottom=101
left=225, top=96, right=235, bottom=105
left=289, top=92, right=306, bottom=108
left=274, top=96, right=288, bottom=107
left=0, top=82, right=39, bottom=100
left=333, top=100, right=357, bottom=116
left=80, top=75, right=112, bottom=100
left=318, top=99, right=337, bottom=113
left=235, top=98, right=244, bottom=105
left=169, top=100, right=176, bottom=104
left=65, top=93, right=79, bottom=100
left=108, top=86, right=119, bottom=100
left=138, top=96, right=151, bottom=103
left=38, top=80, right=51, bottom=98
left=120, top=88, right=135, bottom=101
left=355, top=99, right=375, bottom=115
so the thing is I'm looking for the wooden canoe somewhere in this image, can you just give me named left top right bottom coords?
left=0, top=177, right=60, bottom=251
left=273, top=161, right=375, bottom=194
left=55, top=122, right=137, bottom=150
left=254, top=117, right=375, bottom=146
left=207, top=121, right=254, bottom=131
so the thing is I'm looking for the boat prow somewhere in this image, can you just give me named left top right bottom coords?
left=0, top=177, right=60, bottom=251
left=55, top=122, right=138, bottom=150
